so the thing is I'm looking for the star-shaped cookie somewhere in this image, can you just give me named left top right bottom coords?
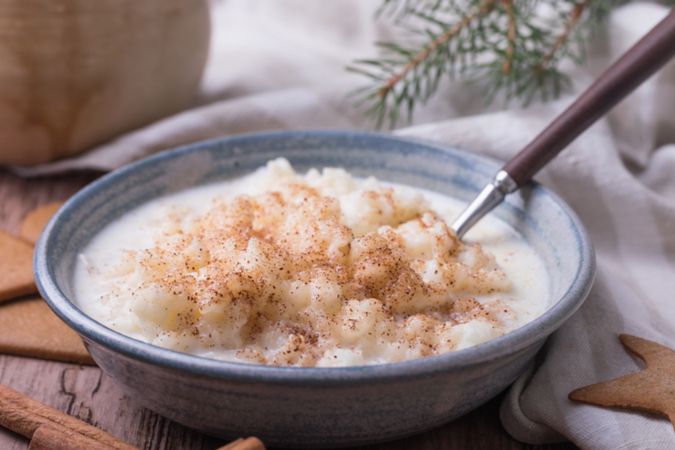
left=569, top=334, right=675, bottom=429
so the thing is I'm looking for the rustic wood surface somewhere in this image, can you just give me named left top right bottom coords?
left=0, top=168, right=577, bottom=450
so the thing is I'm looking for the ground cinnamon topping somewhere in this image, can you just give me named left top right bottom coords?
left=76, top=159, right=549, bottom=367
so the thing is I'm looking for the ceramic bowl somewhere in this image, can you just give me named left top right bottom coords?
left=35, top=131, right=595, bottom=448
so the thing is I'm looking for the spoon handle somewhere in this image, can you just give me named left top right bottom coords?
left=503, top=8, right=675, bottom=186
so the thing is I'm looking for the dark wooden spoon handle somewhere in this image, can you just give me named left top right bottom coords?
left=503, top=9, right=675, bottom=186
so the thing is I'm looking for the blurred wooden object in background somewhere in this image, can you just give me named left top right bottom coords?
left=0, top=0, right=210, bottom=165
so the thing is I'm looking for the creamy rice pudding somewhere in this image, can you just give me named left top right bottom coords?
left=74, top=159, right=549, bottom=367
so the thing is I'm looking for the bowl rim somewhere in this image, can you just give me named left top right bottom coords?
left=34, top=129, right=595, bottom=385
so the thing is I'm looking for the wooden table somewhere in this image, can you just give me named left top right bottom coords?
left=0, top=169, right=575, bottom=450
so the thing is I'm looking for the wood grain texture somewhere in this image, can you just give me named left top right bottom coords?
left=0, top=168, right=576, bottom=450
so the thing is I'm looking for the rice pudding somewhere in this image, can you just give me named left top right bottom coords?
left=74, top=159, right=549, bottom=367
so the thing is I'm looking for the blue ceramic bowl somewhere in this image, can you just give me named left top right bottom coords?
left=35, top=131, right=594, bottom=448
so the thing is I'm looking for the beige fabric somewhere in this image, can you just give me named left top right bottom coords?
left=14, top=1, right=675, bottom=448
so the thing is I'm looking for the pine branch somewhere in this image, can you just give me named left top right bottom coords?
left=502, top=0, right=517, bottom=74
left=378, top=0, right=496, bottom=100
left=349, top=0, right=634, bottom=128
left=538, top=0, right=590, bottom=72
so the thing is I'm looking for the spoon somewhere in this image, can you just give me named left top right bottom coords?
left=452, top=9, right=675, bottom=239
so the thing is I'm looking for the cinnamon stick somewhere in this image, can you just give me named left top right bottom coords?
left=0, top=383, right=265, bottom=450
left=28, top=424, right=115, bottom=450
left=0, top=383, right=135, bottom=449
left=217, top=437, right=266, bottom=450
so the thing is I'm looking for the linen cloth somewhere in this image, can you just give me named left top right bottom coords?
left=16, top=1, right=675, bottom=448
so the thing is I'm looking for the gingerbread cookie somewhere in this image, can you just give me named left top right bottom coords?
left=0, top=296, right=94, bottom=365
left=19, top=202, right=64, bottom=245
left=0, top=230, right=36, bottom=303
left=569, top=334, right=675, bottom=429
